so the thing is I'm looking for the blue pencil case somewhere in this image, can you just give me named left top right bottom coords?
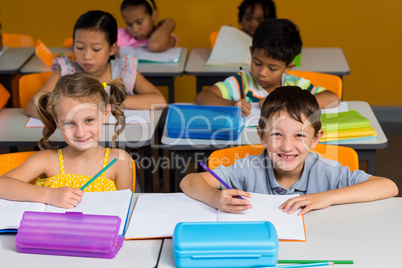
left=166, top=104, right=245, bottom=140
left=172, top=221, right=278, bottom=268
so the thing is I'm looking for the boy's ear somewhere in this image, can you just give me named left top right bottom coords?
left=284, top=62, right=295, bottom=73
left=151, top=10, right=158, bottom=23
left=310, top=129, right=324, bottom=149
left=257, top=126, right=267, bottom=146
left=104, top=104, right=112, bottom=124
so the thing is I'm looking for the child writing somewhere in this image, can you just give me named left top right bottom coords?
left=117, top=0, right=177, bottom=52
left=197, top=19, right=340, bottom=116
left=0, top=72, right=133, bottom=209
left=182, top=86, right=398, bottom=215
left=25, top=10, right=166, bottom=119
left=238, top=0, right=276, bottom=36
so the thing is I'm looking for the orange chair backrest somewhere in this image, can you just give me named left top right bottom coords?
left=0, top=83, right=11, bottom=110
left=63, top=37, right=73, bottom=48
left=0, top=151, right=137, bottom=192
left=19, top=72, right=52, bottom=108
left=209, top=31, right=219, bottom=48
left=287, top=70, right=343, bottom=100
left=2, top=33, right=34, bottom=47
left=208, top=144, right=358, bottom=171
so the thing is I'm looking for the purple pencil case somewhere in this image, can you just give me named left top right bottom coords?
left=15, top=211, right=123, bottom=259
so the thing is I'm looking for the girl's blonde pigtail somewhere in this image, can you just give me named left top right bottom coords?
left=35, top=93, right=58, bottom=150
left=106, top=78, right=127, bottom=147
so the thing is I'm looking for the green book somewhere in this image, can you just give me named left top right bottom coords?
left=321, top=110, right=371, bottom=132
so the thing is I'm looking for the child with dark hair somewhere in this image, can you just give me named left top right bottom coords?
left=25, top=10, right=166, bottom=119
left=118, top=0, right=177, bottom=52
left=238, top=0, right=276, bottom=36
left=197, top=19, right=340, bottom=116
left=183, top=86, right=398, bottom=215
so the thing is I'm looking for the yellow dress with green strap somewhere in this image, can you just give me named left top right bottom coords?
left=35, top=148, right=116, bottom=192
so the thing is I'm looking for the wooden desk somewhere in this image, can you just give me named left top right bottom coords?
left=158, top=197, right=402, bottom=268
left=0, top=47, right=35, bottom=107
left=185, top=47, right=350, bottom=94
left=20, top=47, right=188, bottom=104
left=0, top=109, right=162, bottom=192
left=154, top=101, right=387, bottom=190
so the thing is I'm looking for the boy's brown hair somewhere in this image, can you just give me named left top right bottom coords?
left=258, top=86, right=322, bottom=135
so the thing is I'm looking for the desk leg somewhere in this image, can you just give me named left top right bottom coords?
left=0, top=74, right=19, bottom=108
left=355, top=149, right=376, bottom=175
left=144, top=76, right=175, bottom=103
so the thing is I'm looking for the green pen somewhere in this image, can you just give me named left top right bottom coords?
left=278, top=260, right=353, bottom=265
left=80, top=158, right=118, bottom=190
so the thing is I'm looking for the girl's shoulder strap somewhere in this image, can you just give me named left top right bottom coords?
left=110, top=56, right=138, bottom=95
left=57, top=149, right=65, bottom=174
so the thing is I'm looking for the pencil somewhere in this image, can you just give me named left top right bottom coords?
left=276, top=262, right=334, bottom=268
left=80, top=158, right=118, bottom=190
left=200, top=162, right=244, bottom=199
left=239, top=67, right=245, bottom=99
left=278, top=260, right=353, bottom=265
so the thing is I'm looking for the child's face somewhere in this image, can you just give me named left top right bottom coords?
left=250, top=48, right=294, bottom=93
left=122, top=5, right=157, bottom=41
left=55, top=97, right=111, bottom=151
left=257, top=111, right=323, bottom=178
left=241, top=3, right=265, bottom=36
left=73, top=29, right=116, bottom=77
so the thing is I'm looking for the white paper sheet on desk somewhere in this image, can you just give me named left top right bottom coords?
left=25, top=109, right=151, bottom=128
left=245, top=101, right=349, bottom=127
left=120, top=46, right=182, bottom=63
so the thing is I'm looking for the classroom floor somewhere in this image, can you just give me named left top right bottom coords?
left=1, top=122, right=401, bottom=196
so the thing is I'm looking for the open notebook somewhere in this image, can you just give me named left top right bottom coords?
left=125, top=193, right=306, bottom=241
left=0, top=190, right=132, bottom=236
left=25, top=109, right=151, bottom=128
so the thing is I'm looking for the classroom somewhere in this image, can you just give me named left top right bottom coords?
left=0, top=0, right=401, bottom=267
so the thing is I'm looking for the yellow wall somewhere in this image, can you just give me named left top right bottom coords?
left=1, top=0, right=401, bottom=106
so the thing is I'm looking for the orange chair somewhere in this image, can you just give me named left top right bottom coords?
left=0, top=151, right=137, bottom=192
left=208, top=144, right=359, bottom=171
left=18, top=72, right=52, bottom=108
left=287, top=70, right=343, bottom=100
left=209, top=31, right=219, bottom=48
left=0, top=83, right=11, bottom=110
left=63, top=37, right=73, bottom=48
left=2, top=33, right=34, bottom=47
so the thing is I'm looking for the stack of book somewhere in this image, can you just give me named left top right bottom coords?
left=320, top=110, right=377, bottom=143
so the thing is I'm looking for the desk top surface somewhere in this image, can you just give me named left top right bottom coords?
left=0, top=47, right=35, bottom=74
left=2, top=194, right=399, bottom=268
left=185, top=47, right=350, bottom=77
left=0, top=108, right=162, bottom=148
left=20, top=47, right=188, bottom=76
left=159, top=101, right=387, bottom=150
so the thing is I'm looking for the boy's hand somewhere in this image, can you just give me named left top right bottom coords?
left=234, top=99, right=251, bottom=116
left=46, top=187, right=84, bottom=209
left=212, top=189, right=252, bottom=213
left=279, top=192, right=332, bottom=215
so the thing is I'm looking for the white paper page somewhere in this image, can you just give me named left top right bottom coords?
left=125, top=193, right=217, bottom=239
left=217, top=193, right=305, bottom=241
left=245, top=102, right=261, bottom=127
left=205, top=26, right=252, bottom=66
left=45, top=190, right=132, bottom=236
left=321, top=101, right=348, bottom=114
left=0, top=199, right=46, bottom=230
left=25, top=117, right=44, bottom=128
left=107, top=109, right=151, bottom=125
left=120, top=46, right=181, bottom=63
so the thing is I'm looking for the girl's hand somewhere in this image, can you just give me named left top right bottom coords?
left=46, top=187, right=84, bottom=209
left=279, top=192, right=332, bottom=215
left=212, top=189, right=252, bottom=213
left=234, top=99, right=252, bottom=116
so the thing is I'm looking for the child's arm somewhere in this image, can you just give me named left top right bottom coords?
left=25, top=69, right=62, bottom=118
left=180, top=172, right=252, bottom=212
left=124, top=72, right=166, bottom=109
left=0, top=151, right=83, bottom=209
left=280, top=176, right=398, bottom=215
left=314, top=90, right=340, bottom=109
left=148, top=18, right=176, bottom=52
left=196, top=85, right=252, bottom=116
left=111, top=149, right=133, bottom=191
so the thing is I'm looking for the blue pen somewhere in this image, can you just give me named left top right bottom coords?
left=200, top=162, right=244, bottom=199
